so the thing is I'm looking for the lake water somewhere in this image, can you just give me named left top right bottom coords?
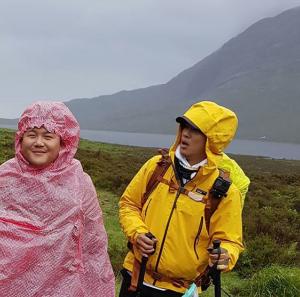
left=79, top=130, right=300, bottom=160
left=1, top=124, right=300, bottom=160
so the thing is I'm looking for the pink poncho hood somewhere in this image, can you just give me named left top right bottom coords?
left=0, top=102, right=115, bottom=297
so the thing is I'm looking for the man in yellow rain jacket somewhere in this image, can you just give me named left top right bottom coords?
left=119, top=101, right=246, bottom=297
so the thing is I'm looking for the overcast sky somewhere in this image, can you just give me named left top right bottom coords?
left=0, top=0, right=299, bottom=118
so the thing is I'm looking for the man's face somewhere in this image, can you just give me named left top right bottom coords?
left=21, top=126, right=61, bottom=168
left=179, top=123, right=207, bottom=165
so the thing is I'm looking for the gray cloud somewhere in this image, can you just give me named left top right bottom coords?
left=0, top=0, right=299, bottom=117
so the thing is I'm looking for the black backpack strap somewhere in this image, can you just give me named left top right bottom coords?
left=204, top=169, right=231, bottom=233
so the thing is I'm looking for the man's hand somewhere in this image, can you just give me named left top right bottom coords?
left=136, top=233, right=157, bottom=257
left=208, top=247, right=230, bottom=271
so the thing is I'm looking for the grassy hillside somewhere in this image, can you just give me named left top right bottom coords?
left=1, top=128, right=300, bottom=296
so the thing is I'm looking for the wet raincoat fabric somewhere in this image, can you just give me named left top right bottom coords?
left=119, top=101, right=244, bottom=293
left=0, top=102, right=115, bottom=297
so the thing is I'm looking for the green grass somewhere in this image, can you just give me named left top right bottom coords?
left=98, top=190, right=127, bottom=275
left=191, top=267, right=300, bottom=297
left=0, top=128, right=15, bottom=163
left=76, top=139, right=156, bottom=195
left=236, top=265, right=300, bottom=297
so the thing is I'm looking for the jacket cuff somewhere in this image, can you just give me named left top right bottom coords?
left=132, top=227, right=149, bottom=244
left=220, top=242, right=244, bottom=271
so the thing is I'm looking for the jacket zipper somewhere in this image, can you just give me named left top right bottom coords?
left=153, top=187, right=181, bottom=285
left=193, top=216, right=204, bottom=260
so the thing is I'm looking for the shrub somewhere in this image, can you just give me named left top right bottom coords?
left=236, top=236, right=298, bottom=277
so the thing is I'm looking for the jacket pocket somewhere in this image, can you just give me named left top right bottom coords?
left=143, top=198, right=152, bottom=219
left=193, top=216, right=204, bottom=260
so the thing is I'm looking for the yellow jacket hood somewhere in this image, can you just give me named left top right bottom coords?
left=171, top=101, right=238, bottom=169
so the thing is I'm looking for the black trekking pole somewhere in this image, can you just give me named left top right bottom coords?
left=208, top=239, right=222, bottom=297
left=136, top=255, right=148, bottom=297
left=136, top=232, right=156, bottom=297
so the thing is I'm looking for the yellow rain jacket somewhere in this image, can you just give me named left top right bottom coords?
left=119, top=101, right=245, bottom=293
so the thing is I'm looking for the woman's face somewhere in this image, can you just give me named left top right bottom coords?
left=21, top=126, right=61, bottom=168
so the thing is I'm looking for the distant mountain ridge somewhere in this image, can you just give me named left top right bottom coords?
left=2, top=7, right=300, bottom=143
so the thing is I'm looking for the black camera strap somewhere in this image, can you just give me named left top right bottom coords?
left=204, top=169, right=231, bottom=233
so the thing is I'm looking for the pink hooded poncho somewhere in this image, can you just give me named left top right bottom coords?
left=0, top=102, right=115, bottom=297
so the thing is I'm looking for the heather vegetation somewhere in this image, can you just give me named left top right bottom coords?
left=1, top=128, right=299, bottom=296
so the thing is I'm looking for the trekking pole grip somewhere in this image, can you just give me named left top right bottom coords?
left=145, top=232, right=156, bottom=255
left=136, top=232, right=156, bottom=295
left=213, top=239, right=221, bottom=251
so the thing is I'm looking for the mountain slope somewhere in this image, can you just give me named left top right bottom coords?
left=2, top=7, right=300, bottom=143
left=65, top=7, right=300, bottom=143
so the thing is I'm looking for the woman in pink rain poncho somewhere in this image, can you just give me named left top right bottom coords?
left=0, top=101, right=115, bottom=297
